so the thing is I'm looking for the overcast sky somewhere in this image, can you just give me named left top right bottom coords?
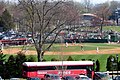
left=74, top=0, right=120, bottom=4
left=4, top=0, right=120, bottom=4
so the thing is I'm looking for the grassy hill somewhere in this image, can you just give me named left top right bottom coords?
left=103, top=26, right=120, bottom=32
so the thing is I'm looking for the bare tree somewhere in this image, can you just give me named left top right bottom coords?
left=16, top=0, right=79, bottom=61
left=82, top=0, right=93, bottom=13
left=93, top=3, right=112, bottom=33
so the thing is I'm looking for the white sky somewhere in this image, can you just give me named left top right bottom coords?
left=5, top=0, right=120, bottom=4
left=74, top=0, right=120, bottom=4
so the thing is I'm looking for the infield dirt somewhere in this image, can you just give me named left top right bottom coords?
left=2, top=44, right=120, bottom=55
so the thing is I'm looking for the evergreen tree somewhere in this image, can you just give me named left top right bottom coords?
left=67, top=56, right=74, bottom=61
left=14, top=52, right=27, bottom=77
left=0, top=17, right=4, bottom=32
left=27, top=56, right=36, bottom=62
left=0, top=49, right=6, bottom=62
left=1, top=9, right=15, bottom=31
left=106, top=55, right=116, bottom=71
left=118, top=61, right=120, bottom=71
left=6, top=55, right=16, bottom=78
left=51, top=58, right=59, bottom=61
left=81, top=59, right=86, bottom=61
left=0, top=49, right=6, bottom=78
left=96, top=59, right=100, bottom=71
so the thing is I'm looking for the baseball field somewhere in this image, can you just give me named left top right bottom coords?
left=2, top=43, right=120, bottom=71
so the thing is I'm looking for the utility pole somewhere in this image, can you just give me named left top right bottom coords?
left=111, top=57, right=114, bottom=79
left=116, top=54, right=118, bottom=76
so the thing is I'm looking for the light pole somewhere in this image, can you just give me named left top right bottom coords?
left=111, top=57, right=114, bottom=79
left=116, top=54, right=118, bottom=76
left=115, top=9, right=119, bottom=26
left=3, top=62, right=5, bottom=80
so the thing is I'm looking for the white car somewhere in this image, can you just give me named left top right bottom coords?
left=10, top=78, right=20, bottom=80
left=0, top=76, right=2, bottom=80
left=75, top=75, right=92, bottom=80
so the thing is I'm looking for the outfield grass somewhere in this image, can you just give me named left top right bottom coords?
left=5, top=54, right=119, bottom=71
left=5, top=43, right=120, bottom=71
left=9, top=43, right=120, bottom=52
left=20, top=54, right=120, bottom=71
left=43, top=54, right=120, bottom=71
left=49, top=43, right=120, bottom=52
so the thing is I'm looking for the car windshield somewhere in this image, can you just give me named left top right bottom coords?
left=54, top=76, right=60, bottom=79
left=96, top=73, right=107, bottom=78
left=64, top=76, right=75, bottom=80
left=81, top=77, right=89, bottom=80
left=51, top=75, right=60, bottom=79
left=45, top=74, right=60, bottom=80
left=29, top=78, right=40, bottom=80
left=115, top=76, right=120, bottom=80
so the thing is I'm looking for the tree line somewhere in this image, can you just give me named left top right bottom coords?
left=0, top=50, right=35, bottom=79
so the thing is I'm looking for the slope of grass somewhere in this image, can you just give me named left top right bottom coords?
left=103, top=26, right=120, bottom=32
left=43, top=54, right=120, bottom=71
left=3, top=52, right=120, bottom=71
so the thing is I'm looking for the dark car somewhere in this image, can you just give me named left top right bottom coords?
left=27, top=77, right=41, bottom=80
left=94, top=72, right=110, bottom=80
left=62, top=76, right=76, bottom=80
left=114, top=76, right=120, bottom=80
left=75, top=75, right=91, bottom=80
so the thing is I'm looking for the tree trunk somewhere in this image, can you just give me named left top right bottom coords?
left=37, top=51, right=40, bottom=62
left=37, top=49, right=43, bottom=62
left=100, top=19, right=104, bottom=33
left=100, top=24, right=102, bottom=33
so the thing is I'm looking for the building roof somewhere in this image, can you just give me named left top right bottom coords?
left=23, top=61, right=94, bottom=66
left=82, top=13, right=98, bottom=17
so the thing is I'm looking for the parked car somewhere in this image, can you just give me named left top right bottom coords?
left=62, top=76, right=76, bottom=80
left=9, top=78, right=20, bottom=80
left=27, top=77, right=41, bottom=80
left=44, top=74, right=61, bottom=80
left=114, top=76, right=120, bottom=80
left=75, top=75, right=92, bottom=80
left=94, top=72, right=110, bottom=80
left=0, top=76, right=2, bottom=80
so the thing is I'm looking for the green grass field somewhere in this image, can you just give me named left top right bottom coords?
left=6, top=43, right=120, bottom=71
left=43, top=54, right=120, bottom=71
left=103, top=26, right=120, bottom=32
left=48, top=43, right=120, bottom=52
left=9, top=43, right=120, bottom=52
left=21, top=54, right=120, bottom=71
